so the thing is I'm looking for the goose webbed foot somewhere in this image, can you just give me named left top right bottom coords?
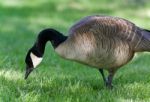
left=105, top=78, right=113, bottom=89
left=99, top=68, right=116, bottom=89
left=105, top=69, right=116, bottom=89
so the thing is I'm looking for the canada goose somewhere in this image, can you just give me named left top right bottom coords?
left=25, top=15, right=150, bottom=88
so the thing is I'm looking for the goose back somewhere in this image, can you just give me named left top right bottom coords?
left=69, top=15, right=143, bottom=50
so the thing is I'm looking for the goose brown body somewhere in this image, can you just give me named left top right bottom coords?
left=55, top=15, right=149, bottom=70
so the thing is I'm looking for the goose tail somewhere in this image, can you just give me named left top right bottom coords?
left=136, top=29, right=150, bottom=52
left=142, top=29, right=150, bottom=38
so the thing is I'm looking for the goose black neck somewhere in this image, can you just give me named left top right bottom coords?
left=32, top=28, right=67, bottom=57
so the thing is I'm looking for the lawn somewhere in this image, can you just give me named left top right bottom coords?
left=0, top=0, right=150, bottom=102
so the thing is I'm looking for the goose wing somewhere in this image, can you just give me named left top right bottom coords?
left=68, top=15, right=142, bottom=51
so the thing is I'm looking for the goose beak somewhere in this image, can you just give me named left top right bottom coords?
left=25, top=66, right=33, bottom=79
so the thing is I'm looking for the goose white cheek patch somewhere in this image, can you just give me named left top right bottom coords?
left=30, top=52, right=43, bottom=68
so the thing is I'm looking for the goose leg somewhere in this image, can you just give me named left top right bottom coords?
left=106, top=69, right=116, bottom=89
left=99, top=69, right=107, bottom=84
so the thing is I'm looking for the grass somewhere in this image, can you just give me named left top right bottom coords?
left=0, top=0, right=150, bottom=101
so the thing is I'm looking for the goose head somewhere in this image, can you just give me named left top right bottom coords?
left=25, top=48, right=43, bottom=79
left=24, top=28, right=67, bottom=79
